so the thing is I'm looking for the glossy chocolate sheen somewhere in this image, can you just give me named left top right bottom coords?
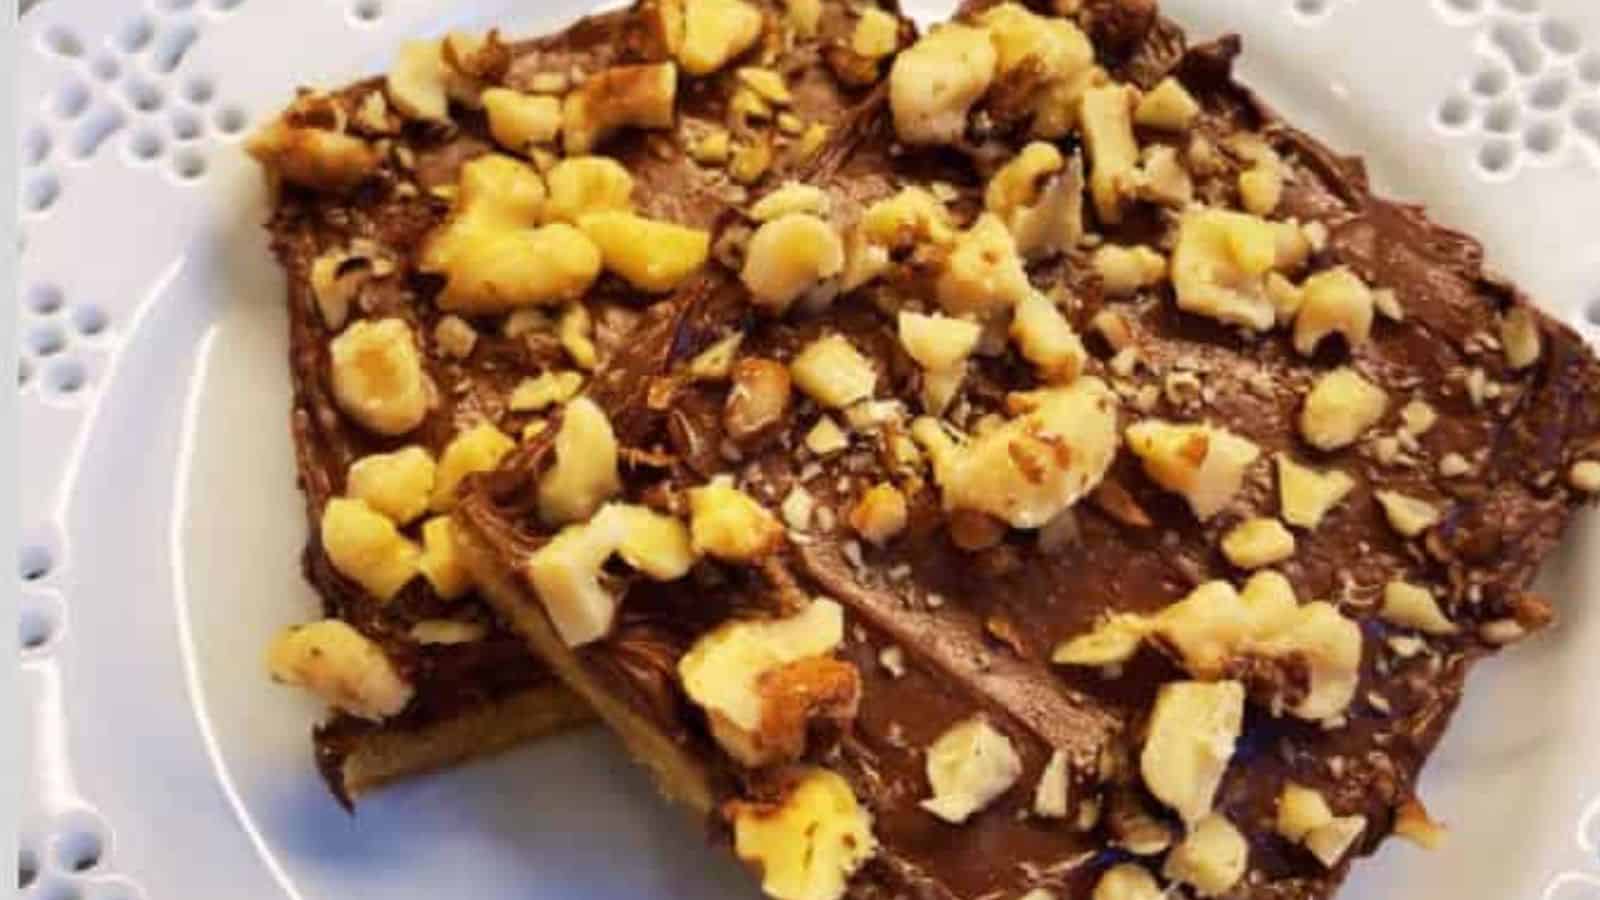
left=265, top=0, right=893, bottom=801
left=458, top=5, right=1600, bottom=899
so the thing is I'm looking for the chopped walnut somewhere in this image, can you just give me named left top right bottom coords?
left=1140, top=680, right=1244, bottom=826
left=1294, top=266, right=1374, bottom=356
left=921, top=717, right=1023, bottom=824
left=742, top=214, right=846, bottom=313
left=524, top=508, right=627, bottom=646
left=1091, top=864, right=1163, bottom=900
left=562, top=62, right=678, bottom=155
left=670, top=0, right=764, bottom=76
left=1375, top=490, right=1441, bottom=538
left=936, top=214, right=1033, bottom=319
left=725, top=358, right=793, bottom=445
left=309, top=249, right=373, bottom=331
left=1300, top=367, right=1388, bottom=451
left=805, top=416, right=851, bottom=456
left=1125, top=420, right=1260, bottom=521
left=1094, top=245, right=1167, bottom=297
left=267, top=619, right=414, bottom=720
left=538, top=397, right=622, bottom=525
left=1276, top=454, right=1355, bottom=530
left=728, top=767, right=877, bottom=900
left=1172, top=208, right=1308, bottom=331
left=433, top=314, right=478, bottom=359
left=1569, top=459, right=1600, bottom=493
left=246, top=119, right=381, bottom=193
left=689, top=475, right=785, bottom=562
left=346, top=446, right=436, bottom=526
left=408, top=618, right=488, bottom=645
left=1080, top=84, right=1140, bottom=224
left=1011, top=291, right=1088, bottom=384
left=1238, top=165, right=1283, bottom=217
left=509, top=370, right=584, bottom=412
left=852, top=7, right=901, bottom=58
left=483, top=88, right=563, bottom=152
left=889, top=24, right=997, bottom=146
left=579, top=211, right=711, bottom=293
left=1380, top=580, right=1458, bottom=635
left=791, top=334, right=877, bottom=409
left=320, top=497, right=421, bottom=601
left=680, top=599, right=856, bottom=765
left=329, top=318, right=430, bottom=437
left=849, top=483, right=909, bottom=546
left=1033, top=749, right=1071, bottom=818
left=1134, top=76, right=1200, bottom=131
left=926, top=379, right=1121, bottom=529
left=543, top=156, right=635, bottom=224
left=1163, top=814, right=1248, bottom=897
left=432, top=422, right=516, bottom=512
left=1220, top=517, right=1296, bottom=569
left=751, top=182, right=830, bottom=222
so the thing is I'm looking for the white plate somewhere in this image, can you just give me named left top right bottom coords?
left=15, top=1, right=1600, bottom=897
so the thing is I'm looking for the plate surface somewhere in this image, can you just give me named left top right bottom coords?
left=15, top=1, right=1600, bottom=898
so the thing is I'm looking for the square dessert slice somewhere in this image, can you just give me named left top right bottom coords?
left=454, top=1, right=1600, bottom=898
left=249, top=0, right=913, bottom=803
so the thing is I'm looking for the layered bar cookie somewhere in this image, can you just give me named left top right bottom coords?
left=248, top=0, right=911, bottom=803
left=453, top=0, right=1600, bottom=897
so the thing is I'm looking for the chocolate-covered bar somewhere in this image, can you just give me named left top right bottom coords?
left=453, top=0, right=1600, bottom=897
left=248, top=0, right=909, bottom=802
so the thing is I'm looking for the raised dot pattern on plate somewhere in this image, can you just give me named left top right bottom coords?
left=20, top=1, right=255, bottom=201
left=1430, top=0, right=1600, bottom=176
left=18, top=282, right=107, bottom=403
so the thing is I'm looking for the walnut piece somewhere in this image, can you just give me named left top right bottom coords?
left=728, top=767, right=877, bottom=900
left=267, top=619, right=414, bottom=720
left=1094, top=245, right=1167, bottom=297
left=1140, top=680, right=1244, bottom=827
left=1080, top=84, right=1140, bottom=224
left=1011, top=291, right=1088, bottom=384
left=742, top=213, right=847, bottom=314
left=433, top=314, right=478, bottom=359
left=1294, top=267, right=1374, bottom=356
left=1375, top=490, right=1441, bottom=538
left=673, top=0, right=764, bottom=76
left=431, top=422, right=516, bottom=512
left=1134, top=77, right=1200, bottom=131
left=1172, top=208, right=1309, bottom=331
left=751, top=182, right=830, bottom=222
left=538, top=396, right=623, bottom=525
left=680, top=599, right=854, bottom=765
left=346, top=446, right=436, bottom=525
left=1275, top=454, right=1355, bottom=530
left=417, top=515, right=473, bottom=599
left=791, top=334, right=877, bottom=409
left=483, top=88, right=563, bottom=152
left=420, top=155, right=605, bottom=313
left=849, top=483, right=908, bottom=546
left=689, top=476, right=785, bottom=562
left=524, top=508, right=628, bottom=646
left=246, top=120, right=381, bottom=192
left=579, top=211, right=710, bottom=293
left=608, top=504, right=697, bottom=580
left=921, top=717, right=1023, bottom=824
left=1163, top=814, right=1248, bottom=897
left=562, top=62, right=678, bottom=155
left=936, top=213, right=1033, bottom=319
left=509, top=371, right=584, bottom=412
left=329, top=317, right=430, bottom=437
left=1125, top=420, right=1260, bottom=521
left=852, top=7, right=901, bottom=58
left=1220, top=517, right=1296, bottom=569
left=1300, top=367, right=1388, bottom=451
left=321, top=497, right=421, bottom=600
left=924, top=378, right=1121, bottom=529
left=725, top=358, right=794, bottom=444
left=1380, top=580, right=1458, bottom=635
left=889, top=24, right=997, bottom=145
